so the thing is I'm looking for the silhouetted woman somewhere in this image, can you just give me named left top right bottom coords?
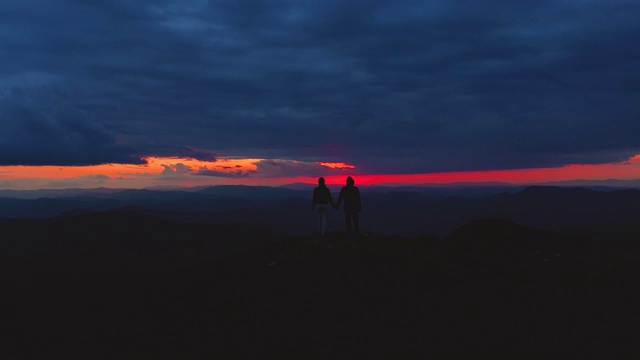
left=311, top=177, right=336, bottom=237
left=335, top=176, right=361, bottom=236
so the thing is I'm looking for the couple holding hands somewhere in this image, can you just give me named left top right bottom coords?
left=311, top=176, right=361, bottom=237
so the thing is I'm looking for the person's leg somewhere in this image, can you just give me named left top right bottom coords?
left=345, top=213, right=352, bottom=234
left=353, top=213, right=360, bottom=235
left=321, top=209, right=327, bottom=236
left=317, top=204, right=329, bottom=236
left=317, top=209, right=324, bottom=236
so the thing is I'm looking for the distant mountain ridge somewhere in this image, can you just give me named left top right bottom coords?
left=2, top=185, right=640, bottom=237
left=196, top=185, right=302, bottom=198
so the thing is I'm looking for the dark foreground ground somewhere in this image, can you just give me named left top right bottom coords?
left=2, top=214, right=640, bottom=359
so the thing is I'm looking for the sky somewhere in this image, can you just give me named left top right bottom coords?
left=1, top=0, right=640, bottom=190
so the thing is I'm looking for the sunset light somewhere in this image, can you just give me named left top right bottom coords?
left=318, top=162, right=356, bottom=170
left=2, top=154, right=640, bottom=190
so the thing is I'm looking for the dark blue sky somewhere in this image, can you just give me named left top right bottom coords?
left=1, top=0, right=639, bottom=175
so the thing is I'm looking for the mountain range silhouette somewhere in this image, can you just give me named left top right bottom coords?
left=2, top=185, right=640, bottom=237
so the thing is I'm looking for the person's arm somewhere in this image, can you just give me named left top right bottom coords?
left=335, top=188, right=343, bottom=210
left=311, top=188, right=317, bottom=211
left=356, top=188, right=362, bottom=212
left=327, top=188, right=337, bottom=208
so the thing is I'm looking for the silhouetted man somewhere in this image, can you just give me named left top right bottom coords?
left=335, top=176, right=361, bottom=236
left=311, top=177, right=336, bottom=237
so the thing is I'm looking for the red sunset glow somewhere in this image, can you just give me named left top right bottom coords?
left=1, top=154, right=640, bottom=190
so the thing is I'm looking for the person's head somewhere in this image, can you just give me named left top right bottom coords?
left=346, top=176, right=354, bottom=186
left=318, top=177, right=326, bottom=186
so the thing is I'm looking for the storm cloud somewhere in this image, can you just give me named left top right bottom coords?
left=1, top=0, right=639, bottom=172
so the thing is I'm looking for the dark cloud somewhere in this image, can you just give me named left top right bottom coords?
left=1, top=0, right=639, bottom=172
left=0, top=87, right=145, bottom=165
left=195, top=167, right=256, bottom=178
left=160, top=163, right=193, bottom=176
left=195, top=159, right=353, bottom=178
left=253, top=160, right=333, bottom=178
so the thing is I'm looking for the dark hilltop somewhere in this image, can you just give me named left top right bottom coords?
left=2, top=185, right=640, bottom=359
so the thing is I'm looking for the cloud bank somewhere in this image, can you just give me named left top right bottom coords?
left=0, top=0, right=638, bottom=173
